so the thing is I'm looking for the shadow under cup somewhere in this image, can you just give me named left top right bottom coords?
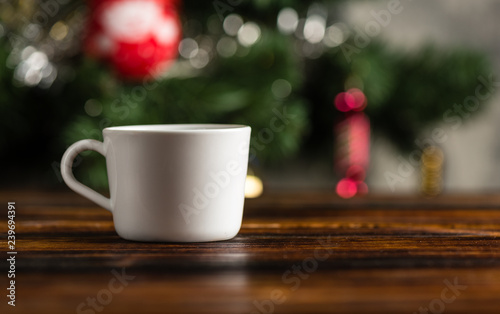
left=61, top=124, right=251, bottom=242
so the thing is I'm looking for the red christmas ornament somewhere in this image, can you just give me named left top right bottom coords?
left=84, top=0, right=181, bottom=80
left=333, top=88, right=370, bottom=198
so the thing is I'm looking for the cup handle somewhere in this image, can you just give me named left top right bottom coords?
left=61, top=139, right=112, bottom=212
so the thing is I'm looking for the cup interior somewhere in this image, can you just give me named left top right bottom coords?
left=104, top=124, right=249, bottom=133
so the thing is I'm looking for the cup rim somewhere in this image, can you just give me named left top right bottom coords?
left=104, top=124, right=250, bottom=133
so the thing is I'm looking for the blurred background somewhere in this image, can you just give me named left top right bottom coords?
left=0, top=0, right=498, bottom=197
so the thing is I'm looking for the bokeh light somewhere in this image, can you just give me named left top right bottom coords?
left=178, top=38, right=199, bottom=59
left=84, top=99, right=103, bottom=117
left=237, top=22, right=261, bottom=47
left=334, top=92, right=350, bottom=112
left=421, top=146, right=444, bottom=196
left=189, top=48, right=210, bottom=69
left=277, top=8, right=298, bottom=34
left=303, top=15, right=326, bottom=44
left=356, top=181, right=369, bottom=195
left=323, top=23, right=348, bottom=47
left=23, top=23, right=41, bottom=40
left=223, top=14, right=243, bottom=36
left=336, top=178, right=358, bottom=199
left=271, top=79, right=292, bottom=99
left=13, top=47, right=56, bottom=88
left=216, top=37, right=238, bottom=58
left=49, top=21, right=69, bottom=41
left=346, top=88, right=367, bottom=111
left=245, top=175, right=264, bottom=198
left=334, top=88, right=367, bottom=112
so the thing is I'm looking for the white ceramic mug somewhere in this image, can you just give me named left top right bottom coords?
left=61, top=124, right=251, bottom=242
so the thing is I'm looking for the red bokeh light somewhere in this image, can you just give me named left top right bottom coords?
left=336, top=178, right=358, bottom=199
left=347, top=88, right=367, bottom=111
left=334, top=92, right=350, bottom=112
left=334, top=88, right=367, bottom=112
left=356, top=181, right=368, bottom=195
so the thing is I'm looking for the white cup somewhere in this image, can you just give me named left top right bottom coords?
left=61, top=124, right=251, bottom=242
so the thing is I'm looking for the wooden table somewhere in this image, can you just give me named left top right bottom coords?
left=2, top=190, right=500, bottom=314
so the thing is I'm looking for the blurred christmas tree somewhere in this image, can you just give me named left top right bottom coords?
left=0, top=0, right=492, bottom=189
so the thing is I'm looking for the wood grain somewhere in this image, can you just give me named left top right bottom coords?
left=1, top=190, right=500, bottom=313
